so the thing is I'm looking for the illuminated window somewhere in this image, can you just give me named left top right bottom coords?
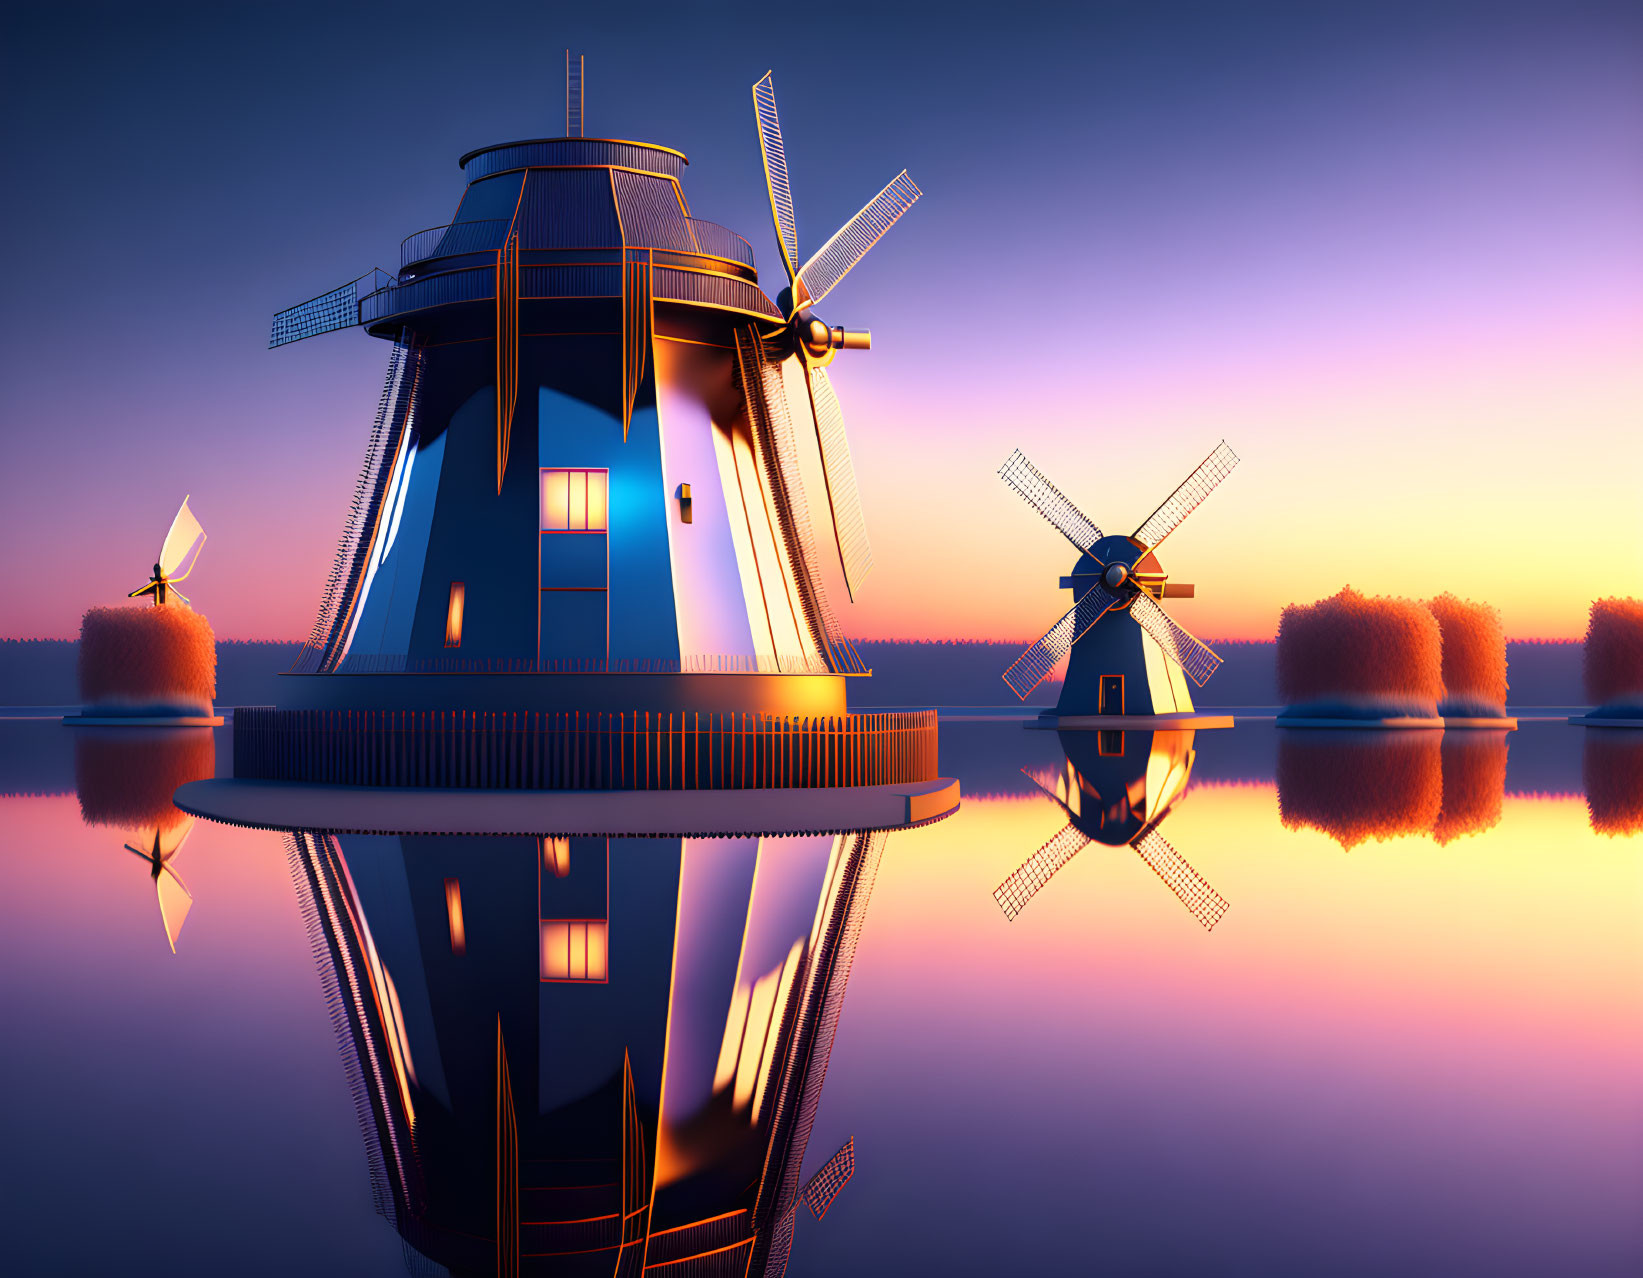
left=540, top=468, right=608, bottom=531
left=444, top=878, right=466, bottom=955
left=541, top=921, right=608, bottom=982
left=444, top=582, right=465, bottom=647
left=541, top=836, right=571, bottom=878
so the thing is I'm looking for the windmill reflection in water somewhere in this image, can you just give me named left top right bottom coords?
left=994, top=728, right=1229, bottom=931
left=282, top=821, right=886, bottom=1277
left=72, top=727, right=215, bottom=953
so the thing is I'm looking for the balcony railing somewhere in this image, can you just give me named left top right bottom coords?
left=401, top=219, right=511, bottom=271
left=684, top=219, right=755, bottom=268
left=400, top=217, right=755, bottom=272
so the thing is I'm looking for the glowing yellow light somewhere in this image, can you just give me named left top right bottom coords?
left=444, top=877, right=466, bottom=954
left=540, top=468, right=608, bottom=532
left=586, top=471, right=608, bottom=531
left=444, top=582, right=465, bottom=648
left=542, top=836, right=571, bottom=878
left=541, top=920, right=609, bottom=982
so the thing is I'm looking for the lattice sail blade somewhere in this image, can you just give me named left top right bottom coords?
left=1002, top=583, right=1123, bottom=699
left=998, top=450, right=1104, bottom=555
left=753, top=73, right=800, bottom=286
left=1020, top=766, right=1066, bottom=806
left=794, top=171, right=920, bottom=313
left=733, top=329, right=863, bottom=671
left=994, top=823, right=1092, bottom=920
left=1131, top=440, right=1239, bottom=550
left=1131, top=826, right=1228, bottom=931
left=269, top=278, right=362, bottom=348
left=159, top=497, right=205, bottom=582
left=804, top=364, right=873, bottom=600
left=802, top=1137, right=855, bottom=1220
left=1129, top=591, right=1222, bottom=686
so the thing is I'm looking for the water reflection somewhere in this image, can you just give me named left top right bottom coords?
left=994, top=729, right=1228, bottom=929
left=1277, top=729, right=1511, bottom=850
left=284, top=826, right=886, bottom=1276
left=1584, top=729, right=1643, bottom=836
left=73, top=726, right=214, bottom=952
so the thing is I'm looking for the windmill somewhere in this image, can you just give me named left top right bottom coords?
left=123, top=819, right=196, bottom=953
left=999, top=443, right=1239, bottom=720
left=265, top=56, right=918, bottom=686
left=993, top=729, right=1227, bottom=930
left=128, top=497, right=206, bottom=607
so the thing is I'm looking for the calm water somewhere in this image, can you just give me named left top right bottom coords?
left=1, top=716, right=1638, bottom=1276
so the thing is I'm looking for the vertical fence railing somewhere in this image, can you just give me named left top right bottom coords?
left=231, top=707, right=938, bottom=790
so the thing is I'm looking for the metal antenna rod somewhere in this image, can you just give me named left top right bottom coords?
left=566, top=50, right=584, bottom=138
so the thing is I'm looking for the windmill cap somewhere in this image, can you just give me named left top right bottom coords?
left=459, top=137, right=688, bottom=182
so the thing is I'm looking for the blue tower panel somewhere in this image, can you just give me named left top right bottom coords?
left=410, top=376, right=540, bottom=663
left=539, top=534, right=606, bottom=589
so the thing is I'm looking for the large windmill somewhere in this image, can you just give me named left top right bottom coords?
left=265, top=57, right=917, bottom=695
left=999, top=443, right=1239, bottom=722
left=994, top=729, right=1227, bottom=931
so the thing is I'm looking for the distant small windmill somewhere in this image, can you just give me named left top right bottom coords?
left=998, top=444, right=1238, bottom=719
left=994, top=730, right=1227, bottom=930
left=128, top=497, right=206, bottom=606
left=123, top=820, right=196, bottom=953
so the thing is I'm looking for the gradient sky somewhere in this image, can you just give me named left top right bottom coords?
left=2, top=1, right=1638, bottom=642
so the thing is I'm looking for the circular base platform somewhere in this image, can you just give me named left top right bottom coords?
left=1030, top=712, right=1234, bottom=730
left=1277, top=716, right=1445, bottom=730
left=64, top=714, right=224, bottom=727
left=1569, top=715, right=1643, bottom=728
left=1442, top=716, right=1518, bottom=730
left=174, top=776, right=961, bottom=837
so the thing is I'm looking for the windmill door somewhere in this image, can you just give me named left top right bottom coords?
left=538, top=468, right=609, bottom=668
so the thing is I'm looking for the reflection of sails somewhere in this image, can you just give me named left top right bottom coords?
left=1584, top=729, right=1643, bottom=836
left=124, top=823, right=195, bottom=954
left=74, top=727, right=214, bottom=952
left=1277, top=729, right=1509, bottom=850
left=283, top=827, right=886, bottom=1277
left=994, top=729, right=1228, bottom=931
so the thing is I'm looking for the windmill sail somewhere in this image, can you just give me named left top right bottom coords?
left=125, top=819, right=196, bottom=953
left=1130, top=826, right=1228, bottom=932
left=1131, top=440, right=1239, bottom=551
left=801, top=1137, right=855, bottom=1220
left=155, top=864, right=194, bottom=954
left=159, top=497, right=206, bottom=583
left=998, top=449, right=1105, bottom=555
left=803, top=363, right=874, bottom=600
left=1128, top=592, right=1222, bottom=686
left=994, top=822, right=1093, bottom=920
left=794, top=171, right=921, bottom=313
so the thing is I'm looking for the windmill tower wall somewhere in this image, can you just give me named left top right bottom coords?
left=281, top=138, right=853, bottom=718
left=1057, top=546, right=1196, bottom=719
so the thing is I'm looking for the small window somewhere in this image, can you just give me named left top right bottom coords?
left=444, top=582, right=465, bottom=647
left=541, top=920, right=608, bottom=982
left=541, top=468, right=608, bottom=531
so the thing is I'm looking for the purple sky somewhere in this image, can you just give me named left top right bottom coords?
left=2, top=1, right=1638, bottom=640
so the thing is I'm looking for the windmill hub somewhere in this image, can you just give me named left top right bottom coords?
left=1102, top=563, right=1130, bottom=590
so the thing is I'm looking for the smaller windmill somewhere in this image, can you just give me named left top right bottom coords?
left=999, top=444, right=1238, bottom=720
left=123, top=819, right=196, bottom=953
left=994, top=730, right=1227, bottom=930
left=128, top=497, right=206, bottom=606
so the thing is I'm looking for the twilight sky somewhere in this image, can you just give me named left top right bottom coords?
left=1, top=0, right=1638, bottom=641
